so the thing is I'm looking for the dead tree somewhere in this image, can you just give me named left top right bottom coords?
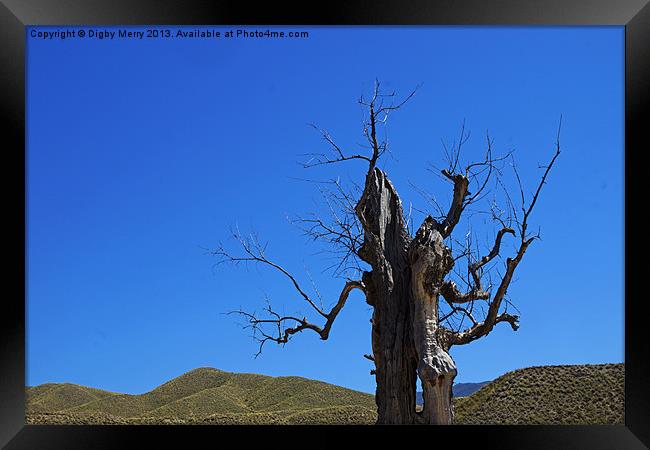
left=212, top=81, right=561, bottom=425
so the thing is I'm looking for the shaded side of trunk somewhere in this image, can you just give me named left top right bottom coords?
left=367, top=271, right=418, bottom=424
left=409, top=217, right=457, bottom=424
left=357, top=167, right=418, bottom=425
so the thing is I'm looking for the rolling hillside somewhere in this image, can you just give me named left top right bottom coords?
left=26, top=363, right=624, bottom=425
left=26, top=383, right=116, bottom=414
left=26, top=367, right=377, bottom=425
left=454, top=363, right=624, bottom=425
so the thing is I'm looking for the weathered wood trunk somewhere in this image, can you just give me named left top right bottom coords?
left=367, top=270, right=418, bottom=424
left=357, top=168, right=456, bottom=425
left=225, top=92, right=554, bottom=425
left=357, top=167, right=417, bottom=424
left=409, top=217, right=457, bottom=424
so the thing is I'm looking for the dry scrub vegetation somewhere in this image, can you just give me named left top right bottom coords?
left=26, top=364, right=623, bottom=425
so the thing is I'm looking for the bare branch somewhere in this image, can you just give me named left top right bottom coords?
left=467, top=227, right=515, bottom=285
left=440, top=280, right=489, bottom=304
left=229, top=280, right=366, bottom=356
left=301, top=83, right=418, bottom=175
left=211, top=227, right=328, bottom=318
left=519, top=116, right=562, bottom=242
left=290, top=178, right=365, bottom=278
left=449, top=117, right=562, bottom=346
left=435, top=131, right=511, bottom=238
left=437, top=171, right=470, bottom=238
left=300, top=124, right=372, bottom=168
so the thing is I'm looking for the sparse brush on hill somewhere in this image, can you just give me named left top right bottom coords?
left=26, top=368, right=377, bottom=425
left=26, top=363, right=624, bottom=425
left=454, top=363, right=624, bottom=425
left=26, top=383, right=116, bottom=414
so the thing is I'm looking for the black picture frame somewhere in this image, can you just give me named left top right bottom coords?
left=2, top=1, right=648, bottom=448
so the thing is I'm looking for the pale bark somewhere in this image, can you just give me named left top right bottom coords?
left=409, top=216, right=457, bottom=424
left=355, top=169, right=459, bottom=425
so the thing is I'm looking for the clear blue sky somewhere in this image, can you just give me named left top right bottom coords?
left=26, top=26, right=623, bottom=394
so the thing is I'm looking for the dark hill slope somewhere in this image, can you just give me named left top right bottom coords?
left=416, top=381, right=490, bottom=404
left=453, top=381, right=491, bottom=398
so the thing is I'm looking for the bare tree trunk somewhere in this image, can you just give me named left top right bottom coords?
left=357, top=168, right=458, bottom=425
left=409, top=217, right=457, bottom=424
left=220, top=86, right=560, bottom=426
left=368, top=273, right=419, bottom=424
left=357, top=167, right=418, bottom=425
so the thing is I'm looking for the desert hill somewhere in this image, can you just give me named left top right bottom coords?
left=26, top=363, right=624, bottom=425
left=26, top=367, right=376, bottom=425
left=454, top=363, right=624, bottom=425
